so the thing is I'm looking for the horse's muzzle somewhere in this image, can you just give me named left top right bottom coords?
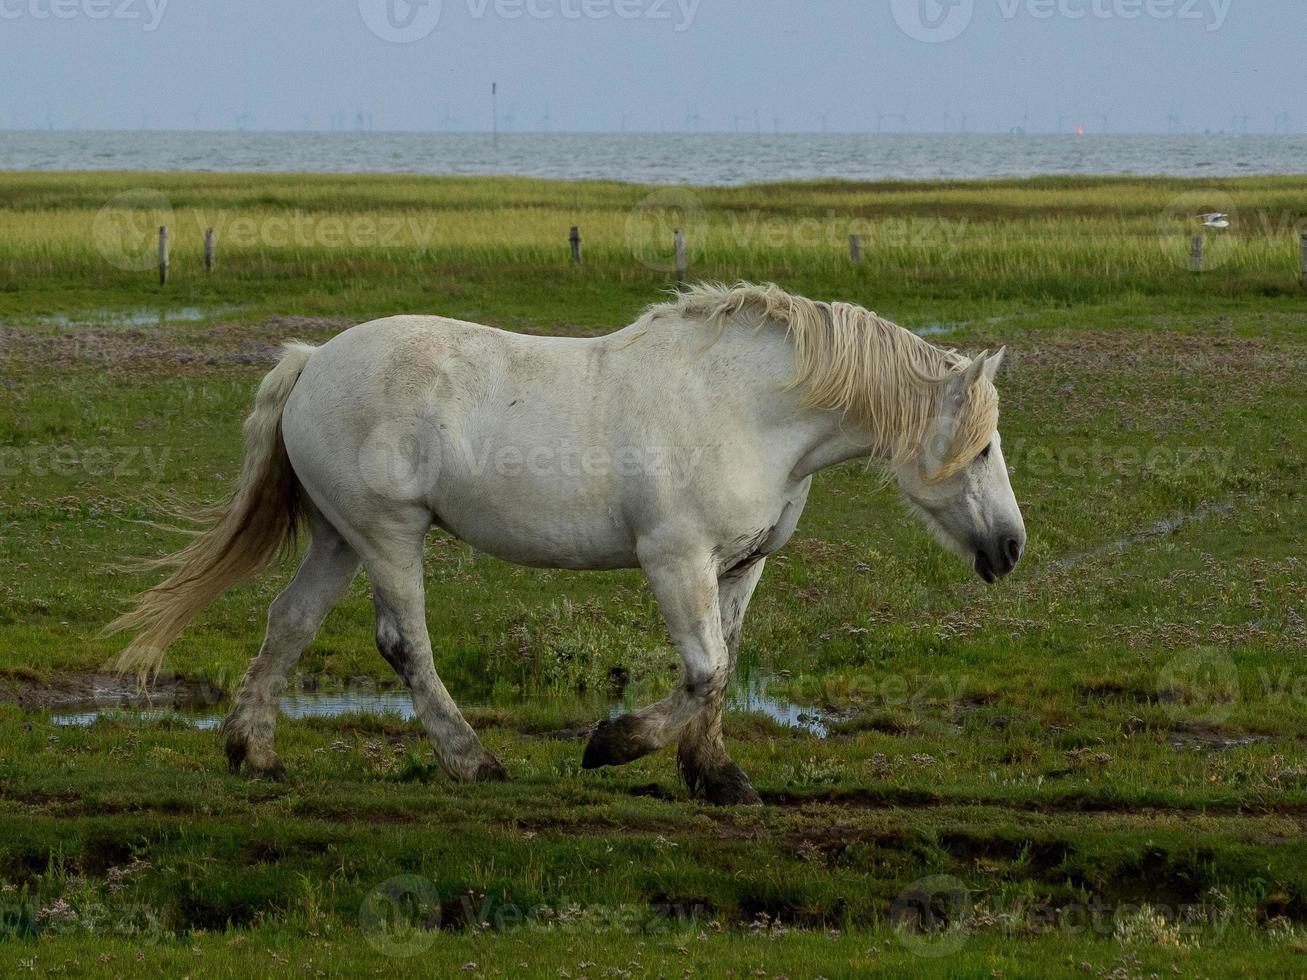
left=974, top=535, right=1023, bottom=583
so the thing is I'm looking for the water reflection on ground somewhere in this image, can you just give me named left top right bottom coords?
left=49, top=670, right=830, bottom=737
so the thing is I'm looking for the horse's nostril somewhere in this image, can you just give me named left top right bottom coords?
left=1004, top=537, right=1022, bottom=566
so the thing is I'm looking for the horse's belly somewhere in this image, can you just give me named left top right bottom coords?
left=433, top=484, right=638, bottom=571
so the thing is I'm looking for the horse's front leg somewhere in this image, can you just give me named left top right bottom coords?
left=582, top=545, right=730, bottom=776
left=677, top=559, right=766, bottom=805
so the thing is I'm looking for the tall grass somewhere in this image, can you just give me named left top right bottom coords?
left=0, top=171, right=1302, bottom=323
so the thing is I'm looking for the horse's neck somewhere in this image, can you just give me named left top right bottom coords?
left=687, top=322, right=874, bottom=480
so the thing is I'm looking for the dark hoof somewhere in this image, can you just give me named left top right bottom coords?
left=221, top=722, right=285, bottom=780
left=472, top=757, right=509, bottom=783
left=582, top=716, right=649, bottom=769
left=681, top=760, right=760, bottom=806
left=249, top=760, right=288, bottom=782
left=226, top=748, right=286, bottom=781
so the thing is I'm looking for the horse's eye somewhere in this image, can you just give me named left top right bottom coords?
left=980, top=443, right=993, bottom=461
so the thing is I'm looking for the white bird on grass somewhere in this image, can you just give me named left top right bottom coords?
left=1198, top=212, right=1231, bottom=229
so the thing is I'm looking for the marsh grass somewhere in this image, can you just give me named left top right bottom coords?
left=1, top=172, right=1306, bottom=971
left=1, top=172, right=1304, bottom=323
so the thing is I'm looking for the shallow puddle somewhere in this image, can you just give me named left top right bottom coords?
left=48, top=672, right=830, bottom=737
left=21, top=306, right=235, bottom=328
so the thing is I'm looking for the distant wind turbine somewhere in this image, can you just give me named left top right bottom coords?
left=876, top=112, right=907, bottom=133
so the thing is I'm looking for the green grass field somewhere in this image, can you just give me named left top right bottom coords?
left=1, top=171, right=1305, bottom=977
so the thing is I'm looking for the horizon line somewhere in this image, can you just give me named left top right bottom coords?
left=3, top=127, right=1298, bottom=138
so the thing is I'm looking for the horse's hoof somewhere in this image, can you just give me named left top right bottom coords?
left=248, top=759, right=288, bottom=782
left=472, top=757, right=509, bottom=783
left=222, top=727, right=285, bottom=780
left=582, top=716, right=647, bottom=769
left=683, top=761, right=760, bottom=806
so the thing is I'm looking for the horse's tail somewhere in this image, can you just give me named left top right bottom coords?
left=104, top=342, right=317, bottom=682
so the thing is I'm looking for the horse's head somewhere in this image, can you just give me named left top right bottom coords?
left=894, top=348, right=1026, bottom=583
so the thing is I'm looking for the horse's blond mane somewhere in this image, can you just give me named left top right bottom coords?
left=642, top=282, right=999, bottom=481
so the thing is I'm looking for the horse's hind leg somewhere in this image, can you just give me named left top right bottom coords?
left=677, top=559, right=766, bottom=805
left=365, top=545, right=507, bottom=783
left=221, top=512, right=360, bottom=778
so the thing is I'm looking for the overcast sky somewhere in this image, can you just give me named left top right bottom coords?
left=3, top=0, right=1301, bottom=133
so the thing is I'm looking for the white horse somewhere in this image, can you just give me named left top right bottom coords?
left=107, top=283, right=1025, bottom=805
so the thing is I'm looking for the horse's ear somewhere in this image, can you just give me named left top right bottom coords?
left=983, top=346, right=1006, bottom=382
left=964, top=350, right=989, bottom=386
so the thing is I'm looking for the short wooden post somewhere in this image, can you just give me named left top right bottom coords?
left=569, top=225, right=582, bottom=264
left=158, top=225, right=170, bottom=285
left=1300, top=234, right=1307, bottom=289
left=849, top=234, right=863, bottom=263
left=674, top=229, right=687, bottom=285
left=203, top=228, right=216, bottom=272
left=1189, top=234, right=1203, bottom=273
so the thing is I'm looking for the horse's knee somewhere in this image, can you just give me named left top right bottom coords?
left=682, top=665, right=728, bottom=704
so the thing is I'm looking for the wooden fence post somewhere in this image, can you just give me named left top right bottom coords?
left=674, top=229, right=687, bottom=285
left=569, top=225, right=582, bottom=265
left=849, top=234, right=863, bottom=263
left=158, top=226, right=170, bottom=285
left=204, top=228, right=216, bottom=272
left=1189, top=234, right=1203, bottom=273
